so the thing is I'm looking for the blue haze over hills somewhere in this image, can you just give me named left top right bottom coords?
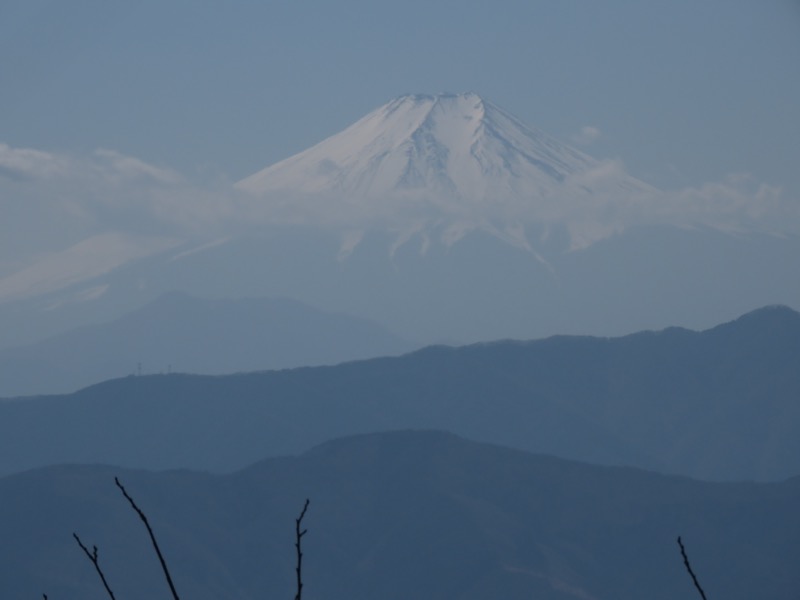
left=1, top=5, right=799, bottom=597
left=1, top=431, right=799, bottom=600
left=0, top=291, right=414, bottom=397
left=1, top=304, right=798, bottom=482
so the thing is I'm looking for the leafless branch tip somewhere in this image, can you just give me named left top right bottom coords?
left=73, top=532, right=116, bottom=600
left=677, top=535, right=708, bottom=600
left=115, top=476, right=181, bottom=600
left=295, top=498, right=310, bottom=600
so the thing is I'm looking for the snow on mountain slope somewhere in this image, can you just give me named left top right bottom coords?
left=237, top=93, right=655, bottom=250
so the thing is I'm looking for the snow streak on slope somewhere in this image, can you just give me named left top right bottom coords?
left=237, top=93, right=655, bottom=250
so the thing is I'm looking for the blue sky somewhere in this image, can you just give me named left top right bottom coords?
left=1, top=0, right=798, bottom=194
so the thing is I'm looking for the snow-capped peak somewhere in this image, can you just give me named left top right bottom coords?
left=236, top=92, right=655, bottom=250
left=240, top=92, right=621, bottom=196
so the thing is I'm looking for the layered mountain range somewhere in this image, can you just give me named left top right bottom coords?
left=2, top=305, right=798, bottom=482
left=2, top=94, right=798, bottom=596
left=2, top=431, right=798, bottom=600
left=4, top=0, right=799, bottom=593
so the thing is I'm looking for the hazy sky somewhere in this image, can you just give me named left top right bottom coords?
left=1, top=0, right=798, bottom=193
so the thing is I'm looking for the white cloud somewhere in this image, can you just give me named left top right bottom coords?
left=0, top=143, right=69, bottom=179
left=92, top=149, right=183, bottom=185
left=233, top=159, right=800, bottom=252
left=0, top=233, right=180, bottom=303
left=0, top=141, right=239, bottom=240
left=1, top=141, right=798, bottom=280
left=0, top=143, right=182, bottom=186
left=570, top=125, right=602, bottom=146
left=654, top=173, right=794, bottom=234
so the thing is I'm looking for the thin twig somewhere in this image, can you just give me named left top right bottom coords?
left=294, top=498, right=310, bottom=600
left=677, top=536, right=708, bottom=600
left=115, top=477, right=181, bottom=600
left=73, top=533, right=116, bottom=600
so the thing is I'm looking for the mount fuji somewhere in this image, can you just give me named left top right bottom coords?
left=238, top=92, right=649, bottom=202
left=0, top=92, right=798, bottom=359
left=236, top=92, right=654, bottom=254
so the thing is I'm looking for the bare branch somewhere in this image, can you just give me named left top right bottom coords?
left=677, top=536, right=708, bottom=600
left=294, top=498, right=310, bottom=600
left=72, top=533, right=116, bottom=600
left=115, top=477, right=181, bottom=600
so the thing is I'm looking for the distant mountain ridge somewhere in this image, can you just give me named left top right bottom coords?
left=1, top=304, right=798, bottom=481
left=0, top=291, right=414, bottom=397
left=1, top=431, right=798, bottom=600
